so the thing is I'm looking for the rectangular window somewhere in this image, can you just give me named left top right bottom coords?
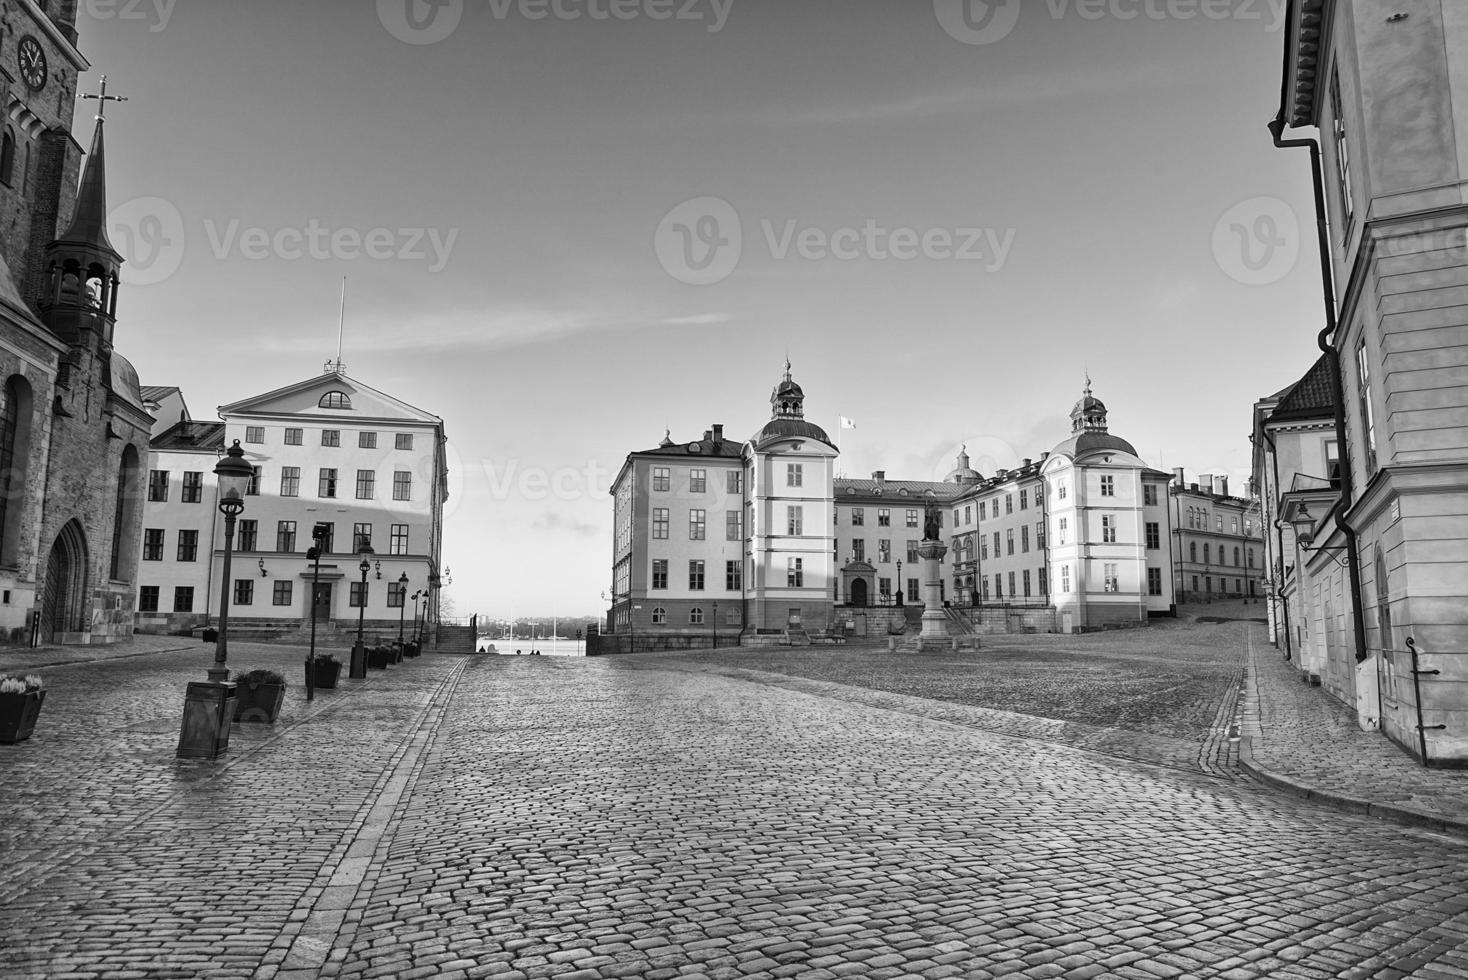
left=355, top=470, right=375, bottom=500
left=852, top=508, right=864, bottom=526
left=178, top=471, right=203, bottom=503
left=907, top=540, right=919, bottom=563
left=1006, top=529, right=1014, bottom=555
left=350, top=581, right=368, bottom=607
left=689, top=509, right=706, bottom=540
left=321, top=429, right=340, bottom=447
left=878, top=508, right=890, bottom=527
left=1036, top=520, right=1045, bottom=550
left=787, top=557, right=803, bottom=588
left=878, top=539, right=890, bottom=563
left=1062, top=566, right=1071, bottom=593
left=1019, top=490, right=1028, bottom=510
left=1008, top=571, right=1016, bottom=597
left=1023, top=570, right=1031, bottom=598
left=234, top=579, right=253, bottom=606
left=852, top=539, right=865, bottom=562
left=992, top=530, right=1001, bottom=556
left=787, top=506, right=803, bottom=536
left=1058, top=482, right=1068, bottom=501
left=726, top=510, right=742, bottom=541
left=396, top=433, right=414, bottom=450
left=879, top=577, right=891, bottom=597
left=138, top=585, right=160, bottom=612
left=1102, top=515, right=1117, bottom=543
left=173, top=586, right=194, bottom=612
left=143, top=528, right=164, bottom=561
left=1021, top=525, right=1029, bottom=553
left=245, top=426, right=265, bottom=444
left=726, top=560, right=741, bottom=591
left=284, top=427, right=303, bottom=446
left=727, top=470, right=742, bottom=494
left=1216, top=515, right=1223, bottom=531
left=1038, top=567, right=1048, bottom=595
left=388, top=582, right=405, bottom=607
left=963, top=505, right=971, bottom=526
left=353, top=523, right=372, bottom=551
left=319, top=468, right=338, bottom=498
left=908, top=577, right=920, bottom=600
left=982, top=577, right=991, bottom=600
left=1146, top=522, right=1160, bottom=550
left=980, top=501, right=988, bottom=521
left=1324, top=439, right=1341, bottom=488
left=689, top=560, right=705, bottom=590
left=787, top=463, right=803, bottom=487
left=393, top=471, right=412, bottom=501
left=316, top=523, right=335, bottom=554
left=981, top=535, right=989, bottom=560
left=390, top=524, right=409, bottom=555
left=690, top=468, right=706, bottom=493
left=1330, top=67, right=1354, bottom=229
left=148, top=470, right=169, bottom=502
left=652, top=508, right=669, bottom=539
left=1100, top=475, right=1115, bottom=497
left=1356, top=340, right=1377, bottom=473
left=247, top=466, right=261, bottom=496
left=1148, top=568, right=1163, bottom=596
left=359, top=431, right=377, bottom=449
left=1231, top=518, right=1239, bottom=534
left=1104, top=563, right=1119, bottom=593
left=277, top=521, right=297, bottom=553
left=1144, top=484, right=1158, bottom=507
left=652, top=559, right=668, bottom=590
left=237, top=519, right=258, bottom=552
left=906, top=509, right=919, bottom=528
left=1006, top=494, right=1013, bottom=514
left=280, top=466, right=301, bottom=497
left=652, top=467, right=670, bottom=492
left=273, top=581, right=293, bottom=606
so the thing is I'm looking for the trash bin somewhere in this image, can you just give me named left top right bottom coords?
left=177, top=681, right=237, bottom=759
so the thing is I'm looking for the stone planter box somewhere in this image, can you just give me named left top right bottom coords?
left=233, top=680, right=286, bottom=723
left=0, top=690, right=45, bottom=743
left=368, top=646, right=393, bottom=670
left=306, top=659, right=341, bottom=689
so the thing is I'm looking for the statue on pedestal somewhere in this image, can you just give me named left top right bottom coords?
left=923, top=500, right=941, bottom=542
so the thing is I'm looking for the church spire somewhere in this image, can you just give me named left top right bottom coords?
left=54, top=115, right=119, bottom=256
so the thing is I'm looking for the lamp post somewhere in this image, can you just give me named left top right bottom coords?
left=896, top=559, right=903, bottom=606
left=712, top=601, right=718, bottom=650
left=350, top=542, right=374, bottom=677
left=306, top=524, right=328, bottom=701
left=416, top=587, right=430, bottom=646
left=397, top=572, right=410, bottom=647
left=177, top=439, right=254, bottom=760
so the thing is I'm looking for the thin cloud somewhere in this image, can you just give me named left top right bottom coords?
left=532, top=513, right=601, bottom=538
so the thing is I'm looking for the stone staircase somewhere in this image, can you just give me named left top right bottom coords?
left=436, top=623, right=477, bottom=654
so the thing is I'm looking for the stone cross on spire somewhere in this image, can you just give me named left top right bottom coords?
left=82, top=75, right=128, bottom=122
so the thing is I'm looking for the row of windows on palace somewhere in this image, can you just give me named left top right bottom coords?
left=240, top=425, right=417, bottom=450
left=148, top=466, right=415, bottom=502
left=140, top=520, right=414, bottom=562
left=138, top=577, right=413, bottom=615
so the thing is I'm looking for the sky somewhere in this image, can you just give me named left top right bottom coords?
left=79, top=0, right=1321, bottom=619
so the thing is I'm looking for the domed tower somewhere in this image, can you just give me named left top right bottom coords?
left=1070, top=377, right=1109, bottom=435
left=751, top=360, right=833, bottom=449
left=945, top=446, right=982, bottom=485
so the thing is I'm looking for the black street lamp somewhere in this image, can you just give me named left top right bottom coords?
left=896, top=559, right=903, bottom=606
left=306, top=522, right=329, bottom=701
left=177, top=439, right=254, bottom=760
left=397, top=572, right=410, bottom=646
left=350, top=542, right=374, bottom=677
left=712, top=601, right=718, bottom=650
left=209, top=440, right=254, bottom=683
left=416, top=585, right=431, bottom=646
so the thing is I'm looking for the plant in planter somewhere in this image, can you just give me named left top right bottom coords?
left=0, top=674, right=46, bottom=743
left=306, top=653, right=342, bottom=690
left=368, top=645, right=393, bottom=670
left=232, top=668, right=287, bottom=723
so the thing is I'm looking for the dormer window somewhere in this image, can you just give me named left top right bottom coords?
left=320, top=391, right=351, bottom=410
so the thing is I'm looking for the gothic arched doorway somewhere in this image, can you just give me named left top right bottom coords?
left=850, top=578, right=868, bottom=607
left=43, top=520, right=89, bottom=643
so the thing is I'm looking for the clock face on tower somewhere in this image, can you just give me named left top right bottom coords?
left=19, top=36, right=47, bottom=91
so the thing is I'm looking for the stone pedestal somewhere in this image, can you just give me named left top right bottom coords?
left=917, top=539, right=949, bottom=641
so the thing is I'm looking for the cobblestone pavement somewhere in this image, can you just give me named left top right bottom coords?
left=4, top=630, right=1468, bottom=979
left=1242, top=625, right=1468, bottom=831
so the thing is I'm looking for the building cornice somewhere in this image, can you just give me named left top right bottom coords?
left=1282, top=0, right=1330, bottom=129
left=1344, top=461, right=1468, bottom=531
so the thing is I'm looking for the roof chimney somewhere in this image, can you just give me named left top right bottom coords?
left=1023, top=458, right=1032, bottom=468
left=872, top=470, right=885, bottom=481
left=1218, top=475, right=1229, bottom=497
left=712, top=424, right=723, bottom=445
left=1200, top=473, right=1215, bottom=495
left=1172, top=467, right=1184, bottom=488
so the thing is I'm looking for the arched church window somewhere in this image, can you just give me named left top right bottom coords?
left=0, top=130, right=14, bottom=187
left=320, top=391, right=351, bottom=410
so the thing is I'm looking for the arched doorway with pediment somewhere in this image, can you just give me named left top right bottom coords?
left=43, top=519, right=90, bottom=643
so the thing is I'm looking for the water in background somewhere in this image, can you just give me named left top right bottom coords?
left=479, top=637, right=585, bottom=657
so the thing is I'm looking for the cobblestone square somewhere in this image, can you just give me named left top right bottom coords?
left=2, top=618, right=1467, bottom=979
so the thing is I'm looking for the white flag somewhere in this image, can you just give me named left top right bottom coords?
left=840, top=416, right=856, bottom=429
